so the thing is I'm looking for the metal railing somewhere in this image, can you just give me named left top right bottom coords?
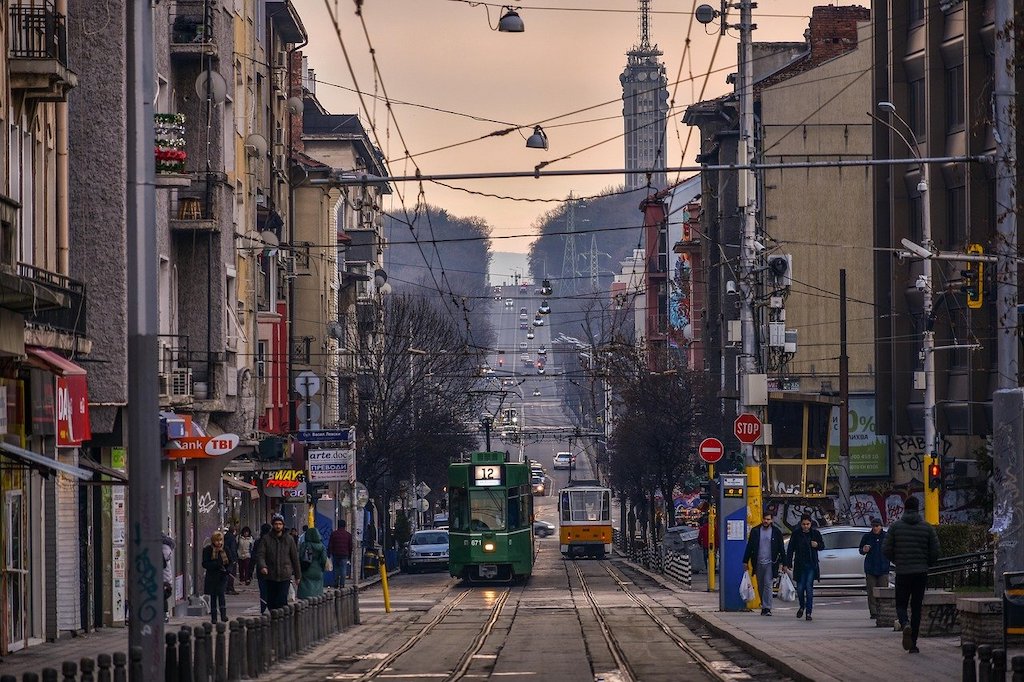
left=928, top=549, right=994, bottom=591
left=9, top=587, right=359, bottom=682
left=170, top=0, right=214, bottom=46
left=9, top=1, right=68, bottom=64
left=17, top=262, right=86, bottom=338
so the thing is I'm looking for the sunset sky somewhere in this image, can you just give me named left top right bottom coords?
left=296, top=1, right=851, bottom=255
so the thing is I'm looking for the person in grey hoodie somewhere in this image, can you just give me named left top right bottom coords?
left=162, top=532, right=175, bottom=622
left=883, top=496, right=940, bottom=654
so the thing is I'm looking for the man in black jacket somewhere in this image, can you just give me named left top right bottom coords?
left=255, top=513, right=301, bottom=611
left=859, top=518, right=890, bottom=619
left=742, top=511, right=785, bottom=616
left=883, top=496, right=940, bottom=654
left=785, top=514, right=824, bottom=621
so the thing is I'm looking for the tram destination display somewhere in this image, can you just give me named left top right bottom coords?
left=473, top=464, right=503, bottom=487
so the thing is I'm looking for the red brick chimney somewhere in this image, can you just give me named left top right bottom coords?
left=806, top=5, right=870, bottom=65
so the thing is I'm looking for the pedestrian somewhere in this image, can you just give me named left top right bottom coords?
left=298, top=527, right=328, bottom=599
left=202, top=531, right=231, bottom=623
left=253, top=523, right=272, bottom=613
left=254, top=513, right=301, bottom=611
left=784, top=514, right=824, bottom=621
left=328, top=519, right=354, bottom=588
left=860, top=517, right=890, bottom=619
left=883, top=496, right=939, bottom=654
left=162, top=532, right=175, bottom=623
left=237, top=526, right=254, bottom=585
left=698, top=515, right=710, bottom=572
left=742, top=510, right=785, bottom=616
left=289, top=527, right=301, bottom=545
left=224, top=524, right=240, bottom=595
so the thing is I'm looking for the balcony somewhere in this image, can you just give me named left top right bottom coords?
left=170, top=0, right=218, bottom=61
left=18, top=262, right=86, bottom=335
left=170, top=192, right=218, bottom=232
left=155, top=113, right=191, bottom=188
left=8, top=1, right=77, bottom=101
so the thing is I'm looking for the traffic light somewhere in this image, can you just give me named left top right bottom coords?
left=962, top=244, right=984, bottom=309
left=927, top=460, right=942, bottom=491
left=699, top=479, right=719, bottom=503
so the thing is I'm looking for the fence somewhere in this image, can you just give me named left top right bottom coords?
left=622, top=538, right=692, bottom=588
left=930, top=550, right=995, bottom=591
left=959, top=642, right=1024, bottom=681
left=1, top=586, right=359, bottom=682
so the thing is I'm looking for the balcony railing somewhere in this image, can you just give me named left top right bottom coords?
left=9, top=1, right=68, bottom=64
left=18, top=262, right=86, bottom=338
left=170, top=0, right=217, bottom=60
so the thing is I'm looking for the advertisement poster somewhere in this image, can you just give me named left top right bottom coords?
left=827, top=396, right=889, bottom=477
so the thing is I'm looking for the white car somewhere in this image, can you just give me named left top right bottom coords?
left=504, top=298, right=514, bottom=307
left=400, top=530, right=449, bottom=573
left=526, top=331, right=535, bottom=340
left=784, top=525, right=890, bottom=588
left=538, top=346, right=546, bottom=355
left=553, top=452, right=573, bottom=469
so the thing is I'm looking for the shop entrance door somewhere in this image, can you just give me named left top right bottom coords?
left=5, top=490, right=26, bottom=651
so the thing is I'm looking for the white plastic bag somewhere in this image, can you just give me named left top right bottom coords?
left=287, top=582, right=297, bottom=603
left=778, top=572, right=796, bottom=602
left=739, top=571, right=756, bottom=602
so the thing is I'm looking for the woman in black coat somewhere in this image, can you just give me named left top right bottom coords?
left=202, top=531, right=231, bottom=623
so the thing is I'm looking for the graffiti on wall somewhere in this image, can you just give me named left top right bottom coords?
left=892, top=434, right=984, bottom=485
left=197, top=492, right=218, bottom=515
left=767, top=487, right=984, bottom=531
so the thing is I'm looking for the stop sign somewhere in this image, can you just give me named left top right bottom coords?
left=734, top=413, right=762, bottom=444
left=698, top=437, right=724, bottom=464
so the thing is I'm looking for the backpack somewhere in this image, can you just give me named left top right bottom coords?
left=300, top=542, right=315, bottom=569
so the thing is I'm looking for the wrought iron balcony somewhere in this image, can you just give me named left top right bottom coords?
left=17, top=263, right=85, bottom=338
left=170, top=0, right=218, bottom=60
left=8, top=1, right=76, bottom=101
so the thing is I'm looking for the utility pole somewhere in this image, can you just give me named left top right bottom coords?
left=126, top=0, right=163, bottom=674
left=736, top=0, right=761, bottom=524
left=991, top=0, right=1021, bottom=594
left=920, top=159, right=938, bottom=527
left=838, top=269, right=850, bottom=522
left=561, top=193, right=579, bottom=295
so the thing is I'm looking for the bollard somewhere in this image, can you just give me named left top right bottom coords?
left=193, top=625, right=210, bottom=682
left=227, top=620, right=241, bottom=682
left=166, top=631, right=179, bottom=681
left=81, top=657, right=96, bottom=682
left=271, top=609, right=282, bottom=664
left=979, top=645, right=993, bottom=682
left=0, top=675, right=15, bottom=682
left=287, top=604, right=297, bottom=658
left=353, top=585, right=361, bottom=625
left=113, top=651, right=128, bottom=682
left=203, top=622, right=214, bottom=680
left=24, top=674, right=40, bottom=682
left=128, top=648, right=143, bottom=682
left=261, top=614, right=271, bottom=671
left=963, top=642, right=977, bottom=682
left=994, top=649, right=1007, bottom=681
left=178, top=627, right=194, bottom=682
left=1012, top=655, right=1024, bottom=682
left=98, top=653, right=112, bottom=682
left=215, top=622, right=227, bottom=682
left=62, top=661, right=78, bottom=682
left=43, top=671, right=59, bottom=682
left=244, top=618, right=259, bottom=679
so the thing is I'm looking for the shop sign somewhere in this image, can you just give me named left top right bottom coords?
left=56, top=375, right=91, bottom=447
left=164, top=433, right=240, bottom=458
left=307, top=448, right=354, bottom=482
left=251, top=469, right=306, bottom=498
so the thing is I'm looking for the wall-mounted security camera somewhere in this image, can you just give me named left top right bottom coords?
left=900, top=238, right=932, bottom=259
left=726, top=280, right=737, bottom=295
left=752, top=240, right=767, bottom=253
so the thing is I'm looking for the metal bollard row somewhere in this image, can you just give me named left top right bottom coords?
left=10, top=589, right=360, bottom=682
left=962, top=641, right=1024, bottom=681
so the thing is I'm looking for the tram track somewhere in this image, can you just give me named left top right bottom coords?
left=354, top=586, right=512, bottom=681
left=569, top=559, right=753, bottom=682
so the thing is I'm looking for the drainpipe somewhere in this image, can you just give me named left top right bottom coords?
left=56, top=0, right=68, bottom=273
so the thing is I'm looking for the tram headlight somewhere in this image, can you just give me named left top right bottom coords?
left=483, top=541, right=496, bottom=552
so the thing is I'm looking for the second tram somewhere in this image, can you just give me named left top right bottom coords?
left=558, top=481, right=612, bottom=558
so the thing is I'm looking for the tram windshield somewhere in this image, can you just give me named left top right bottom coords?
left=561, top=490, right=610, bottom=523
left=467, top=489, right=506, bottom=531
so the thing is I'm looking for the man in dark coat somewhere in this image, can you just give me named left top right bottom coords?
left=327, top=519, right=354, bottom=588
left=224, top=524, right=239, bottom=595
left=254, top=513, right=301, bottom=610
left=784, top=514, right=824, bottom=621
left=742, top=510, right=785, bottom=616
left=883, top=496, right=940, bottom=654
left=859, top=518, right=890, bottom=619
left=253, top=523, right=272, bottom=613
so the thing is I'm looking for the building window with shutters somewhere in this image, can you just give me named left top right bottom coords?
left=945, top=63, right=964, bottom=132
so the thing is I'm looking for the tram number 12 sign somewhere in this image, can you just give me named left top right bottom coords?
left=734, top=413, right=762, bottom=445
left=473, top=465, right=503, bottom=487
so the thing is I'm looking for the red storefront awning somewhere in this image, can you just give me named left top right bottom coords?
left=26, top=346, right=91, bottom=447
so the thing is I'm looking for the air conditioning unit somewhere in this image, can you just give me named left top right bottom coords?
left=170, top=368, right=193, bottom=397
left=158, top=372, right=171, bottom=398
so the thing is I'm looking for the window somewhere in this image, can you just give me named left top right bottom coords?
left=907, top=78, right=926, bottom=139
left=468, top=489, right=506, bottom=531
left=908, top=0, right=925, bottom=23
left=945, top=64, right=964, bottom=131
left=947, top=186, right=966, bottom=247
left=768, top=402, right=803, bottom=459
left=822, top=530, right=864, bottom=550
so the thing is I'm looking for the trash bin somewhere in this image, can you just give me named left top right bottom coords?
left=384, top=548, right=399, bottom=571
left=362, top=549, right=379, bottom=577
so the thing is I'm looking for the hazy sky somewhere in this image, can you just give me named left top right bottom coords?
left=297, top=1, right=841, bottom=259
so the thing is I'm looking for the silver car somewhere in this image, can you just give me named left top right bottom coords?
left=401, top=530, right=449, bottom=573
left=786, top=525, right=889, bottom=588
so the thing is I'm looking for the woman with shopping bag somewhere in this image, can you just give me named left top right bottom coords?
left=741, top=510, right=786, bottom=616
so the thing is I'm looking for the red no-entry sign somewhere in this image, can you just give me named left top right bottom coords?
left=698, top=437, right=725, bottom=464
left=734, top=413, right=762, bottom=444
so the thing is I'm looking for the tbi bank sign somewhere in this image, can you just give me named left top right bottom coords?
left=164, top=433, right=241, bottom=459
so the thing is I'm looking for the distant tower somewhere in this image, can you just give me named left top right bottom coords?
left=561, top=193, right=580, bottom=295
left=620, top=0, right=669, bottom=192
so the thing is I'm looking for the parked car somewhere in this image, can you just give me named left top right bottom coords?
left=400, top=530, right=450, bottom=573
left=504, top=298, right=514, bottom=307
left=553, top=452, right=574, bottom=469
left=531, top=474, right=546, bottom=496
left=533, top=388, right=541, bottom=396
left=533, top=520, right=556, bottom=538
left=783, top=525, right=890, bottom=588
left=526, top=330, right=535, bottom=340
left=537, top=345, right=546, bottom=355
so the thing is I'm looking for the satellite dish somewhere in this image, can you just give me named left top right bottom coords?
left=327, top=322, right=345, bottom=340
left=245, top=133, right=268, bottom=158
left=194, top=70, right=227, bottom=104
left=286, top=96, right=304, bottom=115
left=259, top=230, right=279, bottom=247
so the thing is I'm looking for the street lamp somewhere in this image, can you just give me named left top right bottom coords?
left=876, top=100, right=938, bottom=524
left=526, top=126, right=549, bottom=150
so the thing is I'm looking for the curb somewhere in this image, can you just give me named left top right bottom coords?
left=614, top=552, right=839, bottom=682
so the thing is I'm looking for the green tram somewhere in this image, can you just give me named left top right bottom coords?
left=448, top=451, right=535, bottom=582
